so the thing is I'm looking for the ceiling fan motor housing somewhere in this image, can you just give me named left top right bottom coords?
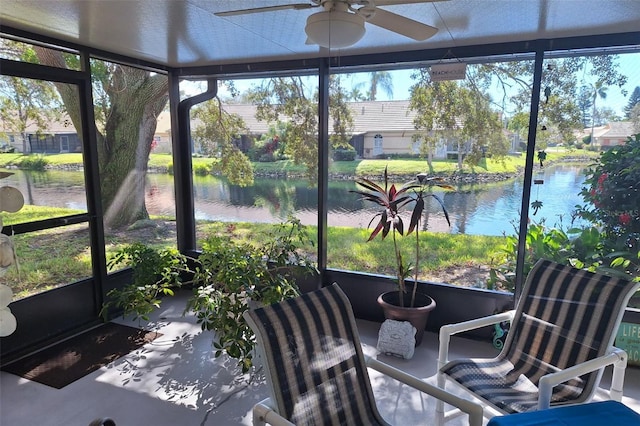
left=305, top=8, right=366, bottom=48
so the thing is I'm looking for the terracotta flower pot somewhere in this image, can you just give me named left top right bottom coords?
left=377, top=291, right=436, bottom=346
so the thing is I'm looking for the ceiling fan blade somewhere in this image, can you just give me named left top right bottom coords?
left=366, top=8, right=438, bottom=40
left=215, top=3, right=315, bottom=17
left=375, top=0, right=449, bottom=5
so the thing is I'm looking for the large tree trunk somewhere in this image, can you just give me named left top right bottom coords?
left=34, top=48, right=168, bottom=228
left=456, top=139, right=464, bottom=171
left=99, top=68, right=168, bottom=228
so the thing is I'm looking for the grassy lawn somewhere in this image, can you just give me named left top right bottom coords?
left=0, top=153, right=28, bottom=168
left=339, top=157, right=522, bottom=176
left=2, top=205, right=508, bottom=299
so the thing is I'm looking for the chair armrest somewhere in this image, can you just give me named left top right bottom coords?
left=366, top=356, right=484, bottom=426
left=438, top=310, right=515, bottom=369
left=537, top=347, right=628, bottom=410
left=252, top=398, right=296, bottom=426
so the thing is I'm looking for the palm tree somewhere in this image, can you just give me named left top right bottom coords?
left=589, top=80, right=608, bottom=148
left=349, top=87, right=366, bottom=101
left=355, top=71, right=394, bottom=101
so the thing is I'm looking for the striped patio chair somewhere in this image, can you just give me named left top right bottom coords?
left=436, top=259, right=640, bottom=423
left=244, top=283, right=483, bottom=426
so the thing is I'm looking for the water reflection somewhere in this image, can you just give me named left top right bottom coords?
left=1, top=166, right=588, bottom=236
left=0, top=170, right=87, bottom=213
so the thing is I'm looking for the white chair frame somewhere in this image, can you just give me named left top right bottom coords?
left=251, top=354, right=484, bottom=426
left=245, top=283, right=485, bottom=426
left=436, top=310, right=629, bottom=423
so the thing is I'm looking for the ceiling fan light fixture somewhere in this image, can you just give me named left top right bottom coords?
left=305, top=10, right=365, bottom=49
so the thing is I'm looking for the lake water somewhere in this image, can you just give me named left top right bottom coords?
left=1, top=165, right=588, bottom=237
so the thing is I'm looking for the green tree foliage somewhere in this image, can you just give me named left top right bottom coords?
left=248, top=77, right=318, bottom=178
left=348, top=87, right=367, bottom=101
left=625, top=86, right=640, bottom=118
left=474, top=56, right=627, bottom=144
left=192, top=99, right=253, bottom=186
left=251, top=122, right=290, bottom=162
left=0, top=41, right=62, bottom=153
left=594, top=106, right=620, bottom=126
left=247, top=75, right=354, bottom=180
left=507, top=112, right=530, bottom=140
left=329, top=75, right=355, bottom=149
left=577, top=84, right=593, bottom=128
left=409, top=71, right=508, bottom=171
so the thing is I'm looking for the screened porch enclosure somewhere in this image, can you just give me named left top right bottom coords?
left=0, top=1, right=639, bottom=372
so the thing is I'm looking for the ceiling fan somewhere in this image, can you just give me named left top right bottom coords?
left=215, top=0, right=445, bottom=49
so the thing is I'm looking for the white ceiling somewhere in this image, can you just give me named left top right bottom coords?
left=1, top=0, right=639, bottom=68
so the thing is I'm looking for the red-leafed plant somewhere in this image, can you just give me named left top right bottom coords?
left=352, top=166, right=453, bottom=307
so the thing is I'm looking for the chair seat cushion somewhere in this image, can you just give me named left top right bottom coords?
left=486, top=400, right=640, bottom=425
left=441, top=357, right=586, bottom=414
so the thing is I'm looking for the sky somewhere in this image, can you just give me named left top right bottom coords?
left=182, top=51, right=639, bottom=118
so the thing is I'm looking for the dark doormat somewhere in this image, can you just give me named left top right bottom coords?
left=1, top=322, right=161, bottom=389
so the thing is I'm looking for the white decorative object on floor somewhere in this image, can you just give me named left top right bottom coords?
left=0, top=284, right=16, bottom=336
left=0, top=171, right=24, bottom=336
left=377, top=319, right=416, bottom=359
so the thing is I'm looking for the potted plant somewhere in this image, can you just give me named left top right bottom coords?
left=352, top=166, right=453, bottom=345
left=103, top=218, right=318, bottom=372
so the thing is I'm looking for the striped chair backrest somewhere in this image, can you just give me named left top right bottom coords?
left=503, top=259, right=638, bottom=403
left=246, top=283, right=387, bottom=425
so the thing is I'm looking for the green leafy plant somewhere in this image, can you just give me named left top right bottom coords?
left=192, top=162, right=212, bottom=176
left=490, top=135, right=640, bottom=292
left=18, top=154, right=49, bottom=171
left=102, top=243, right=192, bottom=322
left=579, top=134, right=640, bottom=242
left=351, top=166, right=452, bottom=307
left=577, top=133, right=640, bottom=280
left=105, top=218, right=317, bottom=373
left=332, top=148, right=356, bottom=161
left=488, top=220, right=640, bottom=293
left=187, top=219, right=316, bottom=372
left=487, top=221, right=605, bottom=292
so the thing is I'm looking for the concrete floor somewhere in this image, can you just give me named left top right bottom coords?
left=2, top=291, right=639, bottom=426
